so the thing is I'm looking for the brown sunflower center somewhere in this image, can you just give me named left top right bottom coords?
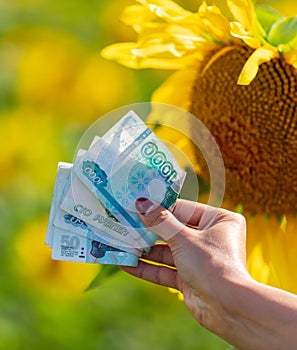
left=190, top=45, right=297, bottom=215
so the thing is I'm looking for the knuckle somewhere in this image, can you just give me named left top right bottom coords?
left=233, top=212, right=246, bottom=227
left=217, top=208, right=246, bottom=226
left=231, top=212, right=247, bottom=238
left=150, top=208, right=172, bottom=227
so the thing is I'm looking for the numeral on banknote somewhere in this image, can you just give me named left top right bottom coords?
left=141, top=141, right=177, bottom=183
left=83, top=160, right=108, bottom=187
left=61, top=234, right=80, bottom=250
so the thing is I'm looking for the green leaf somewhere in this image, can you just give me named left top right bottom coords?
left=255, top=5, right=284, bottom=35
left=268, top=16, right=297, bottom=47
left=278, top=31, right=297, bottom=52
left=84, top=265, right=120, bottom=292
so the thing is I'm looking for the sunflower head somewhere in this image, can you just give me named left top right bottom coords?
left=102, top=0, right=297, bottom=215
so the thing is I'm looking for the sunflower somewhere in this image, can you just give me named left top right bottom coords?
left=101, top=0, right=297, bottom=292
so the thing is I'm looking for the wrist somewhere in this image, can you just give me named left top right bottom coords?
left=203, top=269, right=255, bottom=344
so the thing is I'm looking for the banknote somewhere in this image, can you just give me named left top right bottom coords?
left=73, top=137, right=158, bottom=249
left=60, top=146, right=151, bottom=250
left=47, top=110, right=186, bottom=266
left=46, top=163, right=140, bottom=265
left=60, top=136, right=157, bottom=253
left=73, top=110, right=186, bottom=249
left=51, top=227, right=139, bottom=266
left=46, top=162, right=72, bottom=247
left=85, top=110, right=186, bottom=210
left=55, top=211, right=142, bottom=256
left=60, top=171, right=151, bottom=250
left=53, top=164, right=142, bottom=255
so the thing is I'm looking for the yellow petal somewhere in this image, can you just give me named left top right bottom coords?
left=247, top=243, right=271, bottom=284
left=227, top=0, right=256, bottom=32
left=120, top=5, right=156, bottom=33
left=237, top=45, right=278, bottom=85
left=137, top=0, right=194, bottom=22
left=230, top=21, right=261, bottom=48
left=151, top=67, right=197, bottom=109
left=138, top=23, right=207, bottom=54
left=228, top=0, right=267, bottom=44
left=148, top=67, right=200, bottom=170
left=164, top=24, right=207, bottom=49
left=280, top=215, right=287, bottom=233
left=102, top=18, right=220, bottom=70
left=198, top=2, right=231, bottom=43
left=132, top=40, right=184, bottom=58
left=284, top=215, right=297, bottom=292
left=101, top=43, right=143, bottom=69
left=243, top=212, right=297, bottom=294
left=284, top=49, right=297, bottom=68
left=102, top=41, right=204, bottom=69
left=246, top=214, right=286, bottom=290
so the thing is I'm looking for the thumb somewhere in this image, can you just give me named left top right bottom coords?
left=135, top=198, right=186, bottom=246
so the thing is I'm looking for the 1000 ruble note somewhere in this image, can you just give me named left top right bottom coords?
left=60, top=169, right=150, bottom=250
left=73, top=110, right=186, bottom=250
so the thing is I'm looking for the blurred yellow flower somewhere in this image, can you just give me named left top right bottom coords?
left=0, top=108, right=61, bottom=190
left=14, top=28, right=138, bottom=122
left=17, top=29, right=84, bottom=112
left=102, top=0, right=297, bottom=292
left=70, top=55, right=138, bottom=118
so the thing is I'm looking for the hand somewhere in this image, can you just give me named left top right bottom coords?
left=121, top=199, right=297, bottom=349
left=121, top=198, right=249, bottom=333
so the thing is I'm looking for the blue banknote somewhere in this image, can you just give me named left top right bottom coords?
left=60, top=156, right=150, bottom=250
left=54, top=163, right=142, bottom=255
left=74, top=110, right=186, bottom=250
left=47, top=110, right=186, bottom=265
left=46, top=162, right=140, bottom=266
left=52, top=227, right=139, bottom=266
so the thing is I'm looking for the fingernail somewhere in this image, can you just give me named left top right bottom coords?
left=136, top=198, right=157, bottom=215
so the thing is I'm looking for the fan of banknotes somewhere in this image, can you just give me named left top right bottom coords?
left=45, top=110, right=186, bottom=266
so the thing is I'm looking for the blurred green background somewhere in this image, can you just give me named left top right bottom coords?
left=0, top=0, right=294, bottom=349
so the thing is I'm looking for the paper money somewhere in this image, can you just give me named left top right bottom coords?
left=46, top=162, right=72, bottom=247
left=60, top=172, right=150, bottom=250
left=46, top=109, right=186, bottom=266
left=55, top=212, right=142, bottom=256
left=53, top=165, right=142, bottom=256
left=51, top=228, right=138, bottom=266
left=60, top=145, right=151, bottom=250
left=46, top=162, right=140, bottom=265
left=73, top=111, right=186, bottom=249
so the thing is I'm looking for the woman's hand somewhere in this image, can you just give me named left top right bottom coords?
left=121, top=198, right=249, bottom=333
left=120, top=198, right=297, bottom=350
